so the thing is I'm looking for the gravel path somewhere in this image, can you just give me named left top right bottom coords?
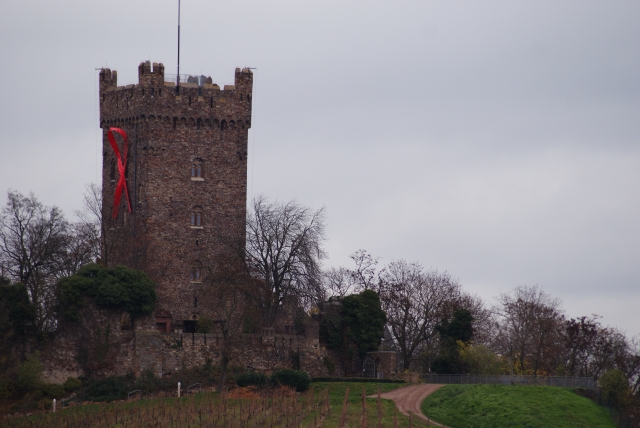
left=375, top=384, right=448, bottom=427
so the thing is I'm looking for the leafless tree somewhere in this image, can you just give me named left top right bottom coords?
left=590, top=326, right=629, bottom=379
left=493, top=285, right=564, bottom=375
left=378, top=260, right=463, bottom=370
left=563, top=315, right=600, bottom=377
left=0, top=191, right=70, bottom=332
left=245, top=195, right=326, bottom=325
left=562, top=321, right=640, bottom=391
left=457, top=292, right=494, bottom=346
left=322, top=250, right=381, bottom=298
left=0, top=190, right=100, bottom=333
left=323, top=267, right=354, bottom=299
left=348, top=249, right=381, bottom=292
left=73, top=183, right=102, bottom=264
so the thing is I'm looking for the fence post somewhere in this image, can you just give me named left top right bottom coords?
left=178, top=382, right=181, bottom=398
left=53, top=398, right=56, bottom=413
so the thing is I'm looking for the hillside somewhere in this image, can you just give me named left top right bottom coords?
left=422, top=384, right=615, bottom=428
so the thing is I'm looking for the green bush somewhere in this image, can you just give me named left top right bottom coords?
left=40, top=383, right=66, bottom=398
left=15, top=352, right=43, bottom=396
left=323, top=357, right=336, bottom=376
left=57, top=263, right=156, bottom=321
left=236, top=372, right=269, bottom=388
left=599, top=369, right=631, bottom=409
left=63, top=376, right=83, bottom=392
left=81, top=375, right=130, bottom=402
left=270, top=369, right=310, bottom=392
left=320, top=290, right=387, bottom=362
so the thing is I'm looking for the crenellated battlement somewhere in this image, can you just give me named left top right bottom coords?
left=99, top=68, right=117, bottom=92
left=138, top=61, right=165, bottom=79
left=99, top=61, right=253, bottom=128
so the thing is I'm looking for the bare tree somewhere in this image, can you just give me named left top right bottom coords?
left=323, top=267, right=354, bottom=299
left=0, top=191, right=69, bottom=332
left=322, top=250, right=381, bottom=298
left=245, top=195, right=326, bottom=325
left=379, top=260, right=463, bottom=370
left=73, top=183, right=102, bottom=264
left=457, top=292, right=494, bottom=346
left=493, top=285, right=563, bottom=375
left=590, top=326, right=629, bottom=379
left=563, top=315, right=600, bottom=377
left=348, top=249, right=380, bottom=292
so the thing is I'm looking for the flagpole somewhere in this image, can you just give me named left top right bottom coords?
left=176, top=0, right=181, bottom=94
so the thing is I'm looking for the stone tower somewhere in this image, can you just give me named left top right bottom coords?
left=99, top=61, right=253, bottom=332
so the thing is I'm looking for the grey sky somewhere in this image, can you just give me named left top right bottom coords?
left=1, top=0, right=638, bottom=336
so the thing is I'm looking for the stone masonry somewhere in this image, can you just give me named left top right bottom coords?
left=99, top=61, right=251, bottom=327
left=41, top=301, right=329, bottom=383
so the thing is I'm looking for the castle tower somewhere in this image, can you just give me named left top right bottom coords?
left=99, top=61, right=253, bottom=332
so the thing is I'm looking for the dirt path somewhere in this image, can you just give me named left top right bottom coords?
left=375, top=384, right=448, bottom=427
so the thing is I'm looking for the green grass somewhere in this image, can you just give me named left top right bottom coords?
left=422, top=384, right=616, bottom=428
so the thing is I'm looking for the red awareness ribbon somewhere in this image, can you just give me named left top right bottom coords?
left=107, top=127, right=133, bottom=218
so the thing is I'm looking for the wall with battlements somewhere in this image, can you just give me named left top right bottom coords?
left=41, top=304, right=330, bottom=384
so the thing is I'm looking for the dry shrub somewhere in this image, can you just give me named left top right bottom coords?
left=227, top=386, right=260, bottom=399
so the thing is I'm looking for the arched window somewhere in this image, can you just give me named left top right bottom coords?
left=191, top=159, right=204, bottom=181
left=190, top=207, right=203, bottom=228
left=191, top=158, right=204, bottom=181
left=191, top=163, right=202, bottom=178
left=190, top=261, right=203, bottom=283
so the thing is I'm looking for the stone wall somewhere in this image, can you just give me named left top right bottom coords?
left=41, top=305, right=330, bottom=384
left=40, top=304, right=133, bottom=384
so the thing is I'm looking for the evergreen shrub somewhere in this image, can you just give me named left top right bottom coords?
left=236, top=372, right=269, bottom=388
left=63, top=376, right=83, bottom=392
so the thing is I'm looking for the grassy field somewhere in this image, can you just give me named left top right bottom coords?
left=422, top=384, right=616, bottom=428
left=0, top=382, right=431, bottom=428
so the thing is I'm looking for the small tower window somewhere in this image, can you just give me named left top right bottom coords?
left=110, top=159, right=116, bottom=182
left=191, top=159, right=204, bottom=181
left=190, top=261, right=203, bottom=283
left=190, top=208, right=203, bottom=228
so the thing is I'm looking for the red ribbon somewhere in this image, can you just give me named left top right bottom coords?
left=107, top=127, right=132, bottom=218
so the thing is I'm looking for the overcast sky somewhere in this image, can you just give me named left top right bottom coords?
left=1, top=0, right=638, bottom=337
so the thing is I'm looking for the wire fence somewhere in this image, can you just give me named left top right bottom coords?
left=421, top=373, right=597, bottom=389
left=575, top=388, right=640, bottom=428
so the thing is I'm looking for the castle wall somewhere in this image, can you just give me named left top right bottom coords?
left=41, top=308, right=329, bottom=383
left=40, top=304, right=134, bottom=384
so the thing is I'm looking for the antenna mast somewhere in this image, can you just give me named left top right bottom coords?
left=176, top=0, right=181, bottom=94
